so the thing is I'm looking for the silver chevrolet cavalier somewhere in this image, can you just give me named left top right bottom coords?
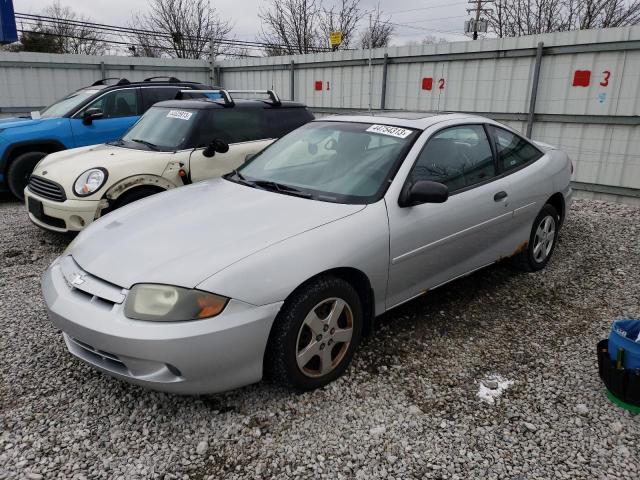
left=42, top=113, right=573, bottom=394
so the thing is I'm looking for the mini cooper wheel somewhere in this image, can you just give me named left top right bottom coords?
left=513, top=204, right=559, bottom=272
left=265, top=275, right=363, bottom=391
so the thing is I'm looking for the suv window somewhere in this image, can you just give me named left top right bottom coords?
left=196, top=109, right=266, bottom=145
left=141, top=87, right=183, bottom=110
left=82, top=89, right=139, bottom=119
left=410, top=125, right=495, bottom=192
left=489, top=126, right=543, bottom=172
left=264, top=107, right=314, bottom=138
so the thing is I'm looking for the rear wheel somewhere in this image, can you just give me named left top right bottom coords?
left=265, top=276, right=363, bottom=391
left=512, top=204, right=559, bottom=272
left=7, top=151, right=47, bottom=199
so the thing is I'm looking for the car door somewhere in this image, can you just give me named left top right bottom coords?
left=189, top=107, right=274, bottom=182
left=70, top=88, right=141, bottom=147
left=385, top=123, right=516, bottom=308
left=486, top=125, right=548, bottom=248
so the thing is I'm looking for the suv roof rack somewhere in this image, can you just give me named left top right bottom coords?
left=92, top=78, right=130, bottom=86
left=175, top=89, right=281, bottom=107
left=144, top=76, right=181, bottom=83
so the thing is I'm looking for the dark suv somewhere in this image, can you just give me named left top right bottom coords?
left=0, top=77, right=216, bottom=198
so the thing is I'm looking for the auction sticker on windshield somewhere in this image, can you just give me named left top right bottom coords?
left=366, top=124, right=412, bottom=138
left=167, top=110, right=193, bottom=121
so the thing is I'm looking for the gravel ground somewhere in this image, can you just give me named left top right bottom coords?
left=1, top=196, right=639, bottom=480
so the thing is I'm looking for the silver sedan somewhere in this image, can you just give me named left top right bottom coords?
left=42, top=113, right=573, bottom=394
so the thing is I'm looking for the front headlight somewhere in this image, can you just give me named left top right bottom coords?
left=74, top=168, right=108, bottom=197
left=124, top=284, right=229, bottom=322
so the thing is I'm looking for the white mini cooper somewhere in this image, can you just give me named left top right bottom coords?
left=24, top=90, right=313, bottom=232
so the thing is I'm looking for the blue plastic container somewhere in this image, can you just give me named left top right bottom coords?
left=608, top=319, right=640, bottom=369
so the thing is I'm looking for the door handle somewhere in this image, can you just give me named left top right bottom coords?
left=494, top=191, right=508, bottom=201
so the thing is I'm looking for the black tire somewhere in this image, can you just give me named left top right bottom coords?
left=7, top=151, right=47, bottom=199
left=265, top=275, right=363, bottom=391
left=512, top=204, right=560, bottom=272
left=114, top=187, right=162, bottom=209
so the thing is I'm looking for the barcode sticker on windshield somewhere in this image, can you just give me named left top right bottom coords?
left=366, top=124, right=412, bottom=138
left=167, top=110, right=193, bottom=120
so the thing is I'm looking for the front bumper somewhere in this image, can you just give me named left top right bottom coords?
left=42, top=256, right=283, bottom=394
left=24, top=188, right=101, bottom=233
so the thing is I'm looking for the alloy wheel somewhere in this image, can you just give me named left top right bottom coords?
left=533, top=215, right=556, bottom=263
left=295, top=297, right=354, bottom=378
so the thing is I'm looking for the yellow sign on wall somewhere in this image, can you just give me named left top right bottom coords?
left=329, top=31, right=343, bottom=47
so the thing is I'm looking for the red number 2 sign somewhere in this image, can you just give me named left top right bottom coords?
left=438, top=78, right=445, bottom=90
left=600, top=70, right=611, bottom=87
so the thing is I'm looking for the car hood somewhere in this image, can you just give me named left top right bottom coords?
left=37, top=143, right=166, bottom=172
left=0, top=116, right=46, bottom=130
left=71, top=178, right=366, bottom=290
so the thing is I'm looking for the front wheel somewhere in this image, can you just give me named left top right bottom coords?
left=7, top=151, right=47, bottom=199
left=513, top=204, right=559, bottom=272
left=265, top=276, right=363, bottom=391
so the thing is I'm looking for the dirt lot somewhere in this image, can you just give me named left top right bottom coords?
left=1, top=196, right=639, bottom=479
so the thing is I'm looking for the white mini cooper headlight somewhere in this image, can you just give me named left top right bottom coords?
left=124, top=284, right=229, bottom=322
left=74, top=168, right=107, bottom=197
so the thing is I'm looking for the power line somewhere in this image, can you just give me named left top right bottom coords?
left=386, top=1, right=468, bottom=15
left=15, top=12, right=334, bottom=53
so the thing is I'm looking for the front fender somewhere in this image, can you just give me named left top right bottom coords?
left=196, top=201, right=390, bottom=315
left=105, top=174, right=178, bottom=201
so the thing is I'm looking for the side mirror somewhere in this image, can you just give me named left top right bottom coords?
left=203, top=139, right=230, bottom=158
left=82, top=108, right=103, bottom=125
left=400, top=180, right=448, bottom=207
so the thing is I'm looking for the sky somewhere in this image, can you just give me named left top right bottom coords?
left=13, top=0, right=474, bottom=49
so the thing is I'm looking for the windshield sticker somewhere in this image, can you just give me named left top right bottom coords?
left=366, top=124, right=412, bottom=138
left=167, top=110, right=193, bottom=121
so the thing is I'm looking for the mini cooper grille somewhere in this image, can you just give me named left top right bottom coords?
left=28, top=176, right=66, bottom=202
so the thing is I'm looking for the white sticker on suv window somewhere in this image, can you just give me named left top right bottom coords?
left=167, top=110, right=193, bottom=120
left=366, top=124, right=412, bottom=138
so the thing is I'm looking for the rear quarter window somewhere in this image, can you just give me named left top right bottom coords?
left=265, top=107, right=314, bottom=138
left=489, top=126, right=543, bottom=172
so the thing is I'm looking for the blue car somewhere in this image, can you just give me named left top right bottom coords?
left=0, top=77, right=214, bottom=198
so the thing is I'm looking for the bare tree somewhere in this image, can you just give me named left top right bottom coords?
left=359, top=6, right=394, bottom=49
left=488, top=0, right=640, bottom=37
left=14, top=1, right=107, bottom=55
left=129, top=0, right=233, bottom=59
left=319, top=0, right=361, bottom=50
left=259, top=0, right=323, bottom=54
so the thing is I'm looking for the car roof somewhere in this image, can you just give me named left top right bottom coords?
left=319, top=112, right=489, bottom=130
left=151, top=99, right=308, bottom=110
left=78, top=81, right=213, bottom=93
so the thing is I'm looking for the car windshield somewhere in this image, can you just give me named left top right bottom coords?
left=234, top=121, right=419, bottom=203
left=41, top=88, right=104, bottom=118
left=121, top=107, right=199, bottom=151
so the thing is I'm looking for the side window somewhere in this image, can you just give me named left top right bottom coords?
left=489, top=126, right=543, bottom=172
left=410, top=125, right=495, bottom=192
left=141, top=87, right=181, bottom=111
left=83, top=89, right=139, bottom=119
left=198, top=109, right=266, bottom=145
left=264, top=108, right=314, bottom=137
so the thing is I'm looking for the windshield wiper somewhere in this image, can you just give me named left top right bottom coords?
left=107, top=139, right=125, bottom=146
left=226, top=170, right=312, bottom=199
left=251, top=180, right=312, bottom=199
left=130, top=138, right=160, bottom=151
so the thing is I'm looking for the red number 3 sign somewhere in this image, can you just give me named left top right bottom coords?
left=600, top=70, right=611, bottom=87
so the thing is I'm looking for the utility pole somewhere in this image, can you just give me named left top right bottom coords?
left=368, top=12, right=373, bottom=113
left=466, top=0, right=493, bottom=40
